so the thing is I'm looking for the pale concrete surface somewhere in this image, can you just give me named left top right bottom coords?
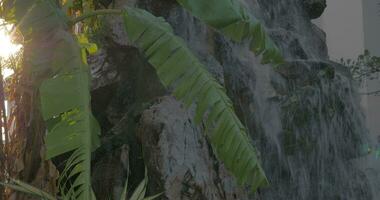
left=362, top=0, right=380, bottom=142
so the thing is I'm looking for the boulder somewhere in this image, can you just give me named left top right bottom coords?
left=303, top=0, right=327, bottom=19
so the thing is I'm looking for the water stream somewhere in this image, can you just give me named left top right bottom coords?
left=93, top=0, right=380, bottom=199
left=162, top=0, right=379, bottom=199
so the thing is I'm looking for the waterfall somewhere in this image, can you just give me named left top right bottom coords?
left=90, top=0, right=379, bottom=199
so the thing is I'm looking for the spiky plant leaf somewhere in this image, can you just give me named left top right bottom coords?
left=0, top=179, right=56, bottom=200
left=176, top=0, right=284, bottom=65
left=121, top=167, right=162, bottom=200
left=120, top=174, right=129, bottom=200
left=123, top=7, right=268, bottom=191
left=7, top=0, right=100, bottom=199
left=129, top=171, right=148, bottom=200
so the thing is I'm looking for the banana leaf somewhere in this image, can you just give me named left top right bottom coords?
left=176, top=0, right=284, bottom=65
left=123, top=7, right=269, bottom=191
left=8, top=0, right=101, bottom=199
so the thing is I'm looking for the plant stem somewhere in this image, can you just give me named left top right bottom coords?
left=70, top=9, right=123, bottom=25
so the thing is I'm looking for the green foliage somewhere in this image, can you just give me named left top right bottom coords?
left=176, top=0, right=284, bottom=65
left=120, top=168, right=162, bottom=200
left=341, top=50, right=380, bottom=95
left=2, top=170, right=161, bottom=200
left=4, top=0, right=100, bottom=199
left=61, top=0, right=93, bottom=13
left=123, top=7, right=268, bottom=191
left=341, top=50, right=380, bottom=80
left=40, top=70, right=101, bottom=200
left=1, top=0, right=283, bottom=197
left=0, top=179, right=56, bottom=200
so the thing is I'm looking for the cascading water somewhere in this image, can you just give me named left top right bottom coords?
left=90, top=0, right=379, bottom=199
left=213, top=0, right=376, bottom=199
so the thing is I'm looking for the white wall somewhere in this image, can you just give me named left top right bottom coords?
left=362, top=0, right=380, bottom=140
left=363, top=0, right=380, bottom=56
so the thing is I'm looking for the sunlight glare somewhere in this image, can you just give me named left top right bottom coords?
left=0, top=19, right=21, bottom=59
left=2, top=67, right=14, bottom=78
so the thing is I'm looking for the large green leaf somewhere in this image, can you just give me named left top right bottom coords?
left=8, top=0, right=100, bottom=199
left=38, top=49, right=99, bottom=200
left=40, top=71, right=90, bottom=120
left=176, top=0, right=284, bottom=65
left=40, top=70, right=101, bottom=156
left=123, top=7, right=268, bottom=191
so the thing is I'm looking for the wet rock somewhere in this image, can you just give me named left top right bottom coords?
left=303, top=0, right=327, bottom=19
left=87, top=0, right=376, bottom=199
left=92, top=145, right=129, bottom=200
left=137, top=96, right=250, bottom=200
left=89, top=49, right=119, bottom=90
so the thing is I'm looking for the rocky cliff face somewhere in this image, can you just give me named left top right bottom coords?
left=89, top=0, right=376, bottom=199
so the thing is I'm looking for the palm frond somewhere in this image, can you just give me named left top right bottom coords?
left=120, top=167, right=162, bottom=200
left=0, top=179, right=56, bottom=200
left=123, top=7, right=269, bottom=191
left=176, top=0, right=284, bottom=65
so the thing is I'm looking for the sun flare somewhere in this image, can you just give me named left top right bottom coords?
left=0, top=19, right=22, bottom=78
left=0, top=22, right=21, bottom=59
